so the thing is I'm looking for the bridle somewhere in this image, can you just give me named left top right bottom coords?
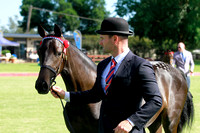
left=40, top=36, right=69, bottom=86
left=40, top=36, right=75, bottom=133
left=41, top=63, right=63, bottom=87
left=41, top=53, right=65, bottom=86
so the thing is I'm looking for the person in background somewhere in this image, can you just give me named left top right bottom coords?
left=51, top=17, right=162, bottom=133
left=172, top=42, right=195, bottom=89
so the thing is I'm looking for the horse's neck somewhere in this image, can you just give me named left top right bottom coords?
left=61, top=46, right=97, bottom=92
left=60, top=69, right=74, bottom=92
left=60, top=46, right=100, bottom=119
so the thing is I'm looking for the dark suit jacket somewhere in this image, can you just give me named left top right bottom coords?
left=70, top=51, right=162, bottom=133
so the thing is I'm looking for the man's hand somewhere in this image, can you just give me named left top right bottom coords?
left=114, top=120, right=133, bottom=133
left=190, top=70, right=194, bottom=76
left=50, top=86, right=65, bottom=99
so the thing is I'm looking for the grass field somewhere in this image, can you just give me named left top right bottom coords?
left=0, top=76, right=69, bottom=133
left=194, top=60, right=200, bottom=72
left=0, top=76, right=199, bottom=133
left=0, top=63, right=40, bottom=72
left=0, top=61, right=199, bottom=132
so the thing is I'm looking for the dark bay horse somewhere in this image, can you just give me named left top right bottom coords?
left=35, top=24, right=194, bottom=133
left=162, top=50, right=174, bottom=65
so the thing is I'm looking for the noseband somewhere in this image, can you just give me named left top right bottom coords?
left=41, top=65, right=57, bottom=75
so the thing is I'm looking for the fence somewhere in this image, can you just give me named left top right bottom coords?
left=87, top=55, right=110, bottom=62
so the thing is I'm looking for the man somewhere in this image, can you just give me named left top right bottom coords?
left=51, top=17, right=162, bottom=133
left=172, top=42, right=195, bottom=89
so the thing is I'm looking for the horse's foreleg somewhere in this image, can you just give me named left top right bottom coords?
left=162, top=115, right=179, bottom=133
left=148, top=114, right=162, bottom=133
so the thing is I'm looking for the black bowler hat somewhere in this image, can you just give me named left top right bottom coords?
left=96, top=17, right=133, bottom=36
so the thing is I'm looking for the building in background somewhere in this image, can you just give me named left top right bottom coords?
left=3, top=33, right=73, bottom=60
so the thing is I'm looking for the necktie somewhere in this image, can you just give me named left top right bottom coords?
left=105, top=58, right=117, bottom=94
left=181, top=52, right=185, bottom=62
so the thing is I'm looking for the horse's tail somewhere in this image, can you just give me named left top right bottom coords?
left=178, top=91, right=194, bottom=133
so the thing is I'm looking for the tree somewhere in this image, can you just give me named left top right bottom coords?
left=128, top=36, right=154, bottom=58
left=69, top=0, right=109, bottom=34
left=115, top=0, right=200, bottom=51
left=52, top=0, right=80, bottom=32
left=19, top=0, right=55, bottom=32
left=19, top=0, right=109, bottom=34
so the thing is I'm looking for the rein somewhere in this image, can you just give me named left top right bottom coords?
left=50, top=78, right=75, bottom=133
left=50, top=81, right=75, bottom=133
left=51, top=81, right=65, bottom=109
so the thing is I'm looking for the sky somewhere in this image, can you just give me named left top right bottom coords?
left=0, top=0, right=118, bottom=28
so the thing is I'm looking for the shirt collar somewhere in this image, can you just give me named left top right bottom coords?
left=112, top=48, right=130, bottom=64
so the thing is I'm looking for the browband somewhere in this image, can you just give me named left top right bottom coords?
left=40, top=36, right=69, bottom=54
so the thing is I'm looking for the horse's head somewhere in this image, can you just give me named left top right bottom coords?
left=163, top=50, right=174, bottom=65
left=35, top=24, right=69, bottom=94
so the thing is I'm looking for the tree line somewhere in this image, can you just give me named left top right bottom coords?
left=19, top=0, right=108, bottom=34
left=1, top=0, right=200, bottom=59
left=116, top=0, right=200, bottom=52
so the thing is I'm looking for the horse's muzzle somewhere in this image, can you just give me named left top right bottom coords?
left=35, top=80, right=49, bottom=94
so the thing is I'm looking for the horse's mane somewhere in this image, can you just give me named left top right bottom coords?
left=151, top=61, right=173, bottom=71
left=68, top=43, right=97, bottom=70
left=150, top=61, right=181, bottom=76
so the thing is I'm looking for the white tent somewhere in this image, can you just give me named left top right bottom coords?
left=192, top=49, right=200, bottom=54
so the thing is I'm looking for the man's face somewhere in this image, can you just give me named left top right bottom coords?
left=178, top=43, right=185, bottom=52
left=99, top=35, right=114, bottom=53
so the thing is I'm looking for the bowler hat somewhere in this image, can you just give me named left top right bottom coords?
left=96, top=17, right=133, bottom=36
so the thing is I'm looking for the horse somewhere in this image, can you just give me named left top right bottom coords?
left=162, top=50, right=174, bottom=65
left=35, top=24, right=194, bottom=133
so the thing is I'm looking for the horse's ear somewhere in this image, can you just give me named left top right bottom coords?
left=54, top=24, right=62, bottom=37
left=38, top=24, right=47, bottom=38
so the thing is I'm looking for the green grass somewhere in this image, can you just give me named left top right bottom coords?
left=194, top=60, right=200, bottom=72
left=0, top=63, right=40, bottom=72
left=0, top=76, right=199, bottom=133
left=0, top=76, right=69, bottom=133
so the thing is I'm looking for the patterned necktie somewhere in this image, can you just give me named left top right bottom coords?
left=105, top=58, right=117, bottom=94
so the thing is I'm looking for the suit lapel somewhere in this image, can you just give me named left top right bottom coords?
left=114, top=51, right=133, bottom=77
left=99, top=57, right=111, bottom=75
left=105, top=51, right=133, bottom=95
left=97, top=57, right=111, bottom=93
left=99, top=52, right=134, bottom=95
